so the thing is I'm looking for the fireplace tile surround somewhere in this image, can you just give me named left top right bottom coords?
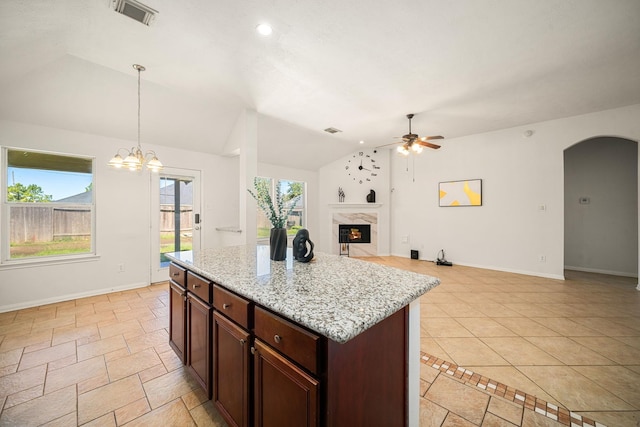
left=332, top=212, right=378, bottom=257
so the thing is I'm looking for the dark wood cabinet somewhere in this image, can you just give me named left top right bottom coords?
left=187, top=292, right=212, bottom=398
left=168, top=281, right=186, bottom=363
left=213, top=312, right=251, bottom=427
left=253, top=339, right=319, bottom=427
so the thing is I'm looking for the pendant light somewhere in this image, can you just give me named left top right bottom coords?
left=108, top=64, right=163, bottom=172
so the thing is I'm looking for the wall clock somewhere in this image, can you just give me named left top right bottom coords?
left=345, top=150, right=381, bottom=184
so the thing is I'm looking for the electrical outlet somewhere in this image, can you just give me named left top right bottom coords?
left=118, top=263, right=125, bottom=272
left=538, top=255, right=546, bottom=263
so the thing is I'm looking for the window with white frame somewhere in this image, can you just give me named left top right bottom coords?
left=256, top=177, right=305, bottom=239
left=2, top=147, right=95, bottom=263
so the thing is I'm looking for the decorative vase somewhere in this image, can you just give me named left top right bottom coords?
left=269, top=228, right=288, bottom=261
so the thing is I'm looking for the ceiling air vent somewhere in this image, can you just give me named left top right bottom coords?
left=113, top=0, right=158, bottom=26
left=324, top=127, right=342, bottom=134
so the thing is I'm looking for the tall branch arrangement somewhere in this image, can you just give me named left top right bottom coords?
left=248, top=178, right=301, bottom=229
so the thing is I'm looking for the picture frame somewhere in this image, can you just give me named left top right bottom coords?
left=439, top=179, right=482, bottom=207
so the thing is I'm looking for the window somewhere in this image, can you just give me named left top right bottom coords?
left=256, top=178, right=305, bottom=239
left=2, top=147, right=95, bottom=263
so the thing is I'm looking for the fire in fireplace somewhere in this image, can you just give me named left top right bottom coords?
left=338, top=224, right=371, bottom=244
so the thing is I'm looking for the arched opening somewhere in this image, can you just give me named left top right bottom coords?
left=564, top=136, right=638, bottom=282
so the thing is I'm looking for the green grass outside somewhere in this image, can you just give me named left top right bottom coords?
left=10, top=237, right=91, bottom=258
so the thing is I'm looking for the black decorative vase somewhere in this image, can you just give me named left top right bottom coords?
left=269, top=228, right=288, bottom=261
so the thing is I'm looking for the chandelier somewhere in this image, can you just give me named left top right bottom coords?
left=108, top=64, right=163, bottom=172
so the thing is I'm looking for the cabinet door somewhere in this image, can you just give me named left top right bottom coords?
left=253, top=339, right=319, bottom=427
left=213, top=312, right=250, bottom=427
left=169, top=282, right=186, bottom=363
left=187, top=294, right=212, bottom=398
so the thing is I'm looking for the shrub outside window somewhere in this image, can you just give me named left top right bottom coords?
left=2, top=147, right=95, bottom=263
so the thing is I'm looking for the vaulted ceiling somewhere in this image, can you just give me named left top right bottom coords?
left=1, top=1, right=639, bottom=170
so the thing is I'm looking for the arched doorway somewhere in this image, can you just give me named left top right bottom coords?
left=564, top=136, right=638, bottom=281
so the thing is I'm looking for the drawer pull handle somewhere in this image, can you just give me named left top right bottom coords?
left=250, top=347, right=256, bottom=355
left=274, top=334, right=281, bottom=344
left=171, top=272, right=180, bottom=276
left=240, top=339, right=246, bottom=345
left=192, top=284, right=201, bottom=289
left=222, top=303, right=231, bottom=309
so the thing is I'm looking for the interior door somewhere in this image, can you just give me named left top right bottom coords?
left=151, top=168, right=201, bottom=283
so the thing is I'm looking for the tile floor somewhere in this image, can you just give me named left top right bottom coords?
left=0, top=258, right=638, bottom=426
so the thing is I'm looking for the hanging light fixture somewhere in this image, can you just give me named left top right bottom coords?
left=108, top=64, right=163, bottom=172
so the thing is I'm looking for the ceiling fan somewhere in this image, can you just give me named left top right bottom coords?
left=380, top=113, right=443, bottom=155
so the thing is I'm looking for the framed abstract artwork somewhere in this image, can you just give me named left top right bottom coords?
left=439, top=179, right=482, bottom=207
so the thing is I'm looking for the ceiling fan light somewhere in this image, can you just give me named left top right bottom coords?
left=108, top=153, right=124, bottom=168
left=412, top=144, right=423, bottom=153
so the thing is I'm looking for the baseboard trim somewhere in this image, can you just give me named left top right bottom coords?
left=564, top=265, right=638, bottom=279
left=390, top=252, right=565, bottom=280
left=0, top=281, right=149, bottom=313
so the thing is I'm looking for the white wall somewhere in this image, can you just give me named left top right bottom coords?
left=389, top=104, right=640, bottom=279
left=564, top=137, right=638, bottom=276
left=0, top=120, right=238, bottom=311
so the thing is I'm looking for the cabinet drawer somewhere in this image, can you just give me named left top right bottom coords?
left=213, top=285, right=251, bottom=329
left=254, top=306, right=320, bottom=375
left=169, top=263, right=186, bottom=288
left=187, top=271, right=212, bottom=304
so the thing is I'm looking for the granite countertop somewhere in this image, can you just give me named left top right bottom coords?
left=166, top=245, right=440, bottom=344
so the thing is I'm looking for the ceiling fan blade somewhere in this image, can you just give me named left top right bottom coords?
left=422, top=135, right=444, bottom=140
left=376, top=141, right=403, bottom=148
left=415, top=140, right=441, bottom=149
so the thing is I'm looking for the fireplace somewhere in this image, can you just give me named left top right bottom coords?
left=339, top=224, right=371, bottom=244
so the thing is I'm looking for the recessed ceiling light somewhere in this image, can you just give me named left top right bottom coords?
left=359, top=140, right=364, bottom=144
left=256, top=23, right=273, bottom=36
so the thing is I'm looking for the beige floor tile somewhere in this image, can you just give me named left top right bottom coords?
left=434, top=338, right=509, bottom=366
left=421, top=338, right=454, bottom=362
left=143, top=367, right=198, bottom=409
left=77, top=370, right=110, bottom=395
left=181, top=387, right=209, bottom=411
left=456, top=318, right=518, bottom=337
left=492, top=317, right=560, bottom=337
left=437, top=303, right=489, bottom=318
left=78, top=374, right=145, bottom=424
left=80, top=412, right=116, bottom=427
left=481, top=412, right=517, bottom=426
left=419, top=397, right=449, bottom=427
left=616, top=336, right=640, bottom=350
left=574, top=410, right=640, bottom=427
left=41, top=411, right=78, bottom=427
left=501, top=304, right=558, bottom=317
left=14, top=308, right=56, bottom=323
left=106, top=347, right=162, bottom=381
left=189, top=399, right=230, bottom=427
left=0, top=364, right=46, bottom=400
left=4, top=384, right=43, bottom=409
left=421, top=318, right=474, bottom=338
left=626, top=365, right=640, bottom=375
left=571, top=336, right=640, bottom=365
left=140, top=315, right=169, bottom=333
left=530, top=318, right=602, bottom=337
left=0, top=384, right=76, bottom=426
left=125, top=329, right=169, bottom=353
left=114, top=307, right=156, bottom=323
left=524, top=337, right=614, bottom=365
left=45, top=356, right=107, bottom=394
left=0, top=348, right=23, bottom=369
left=517, top=366, right=635, bottom=411
left=0, top=320, right=34, bottom=337
left=0, top=329, right=52, bottom=353
left=18, top=341, right=76, bottom=370
left=31, top=315, right=76, bottom=333
left=0, top=364, right=17, bottom=377
left=52, top=323, right=100, bottom=346
left=521, top=409, right=568, bottom=427
left=467, top=304, right=523, bottom=318
left=420, top=303, right=451, bottom=318
left=441, top=411, right=478, bottom=426
left=480, top=337, right=562, bottom=365
left=572, top=365, right=640, bottom=409
left=75, top=311, right=117, bottom=327
left=420, top=363, right=440, bottom=384
left=571, top=317, right=640, bottom=336
left=98, top=318, right=144, bottom=340
left=77, top=334, right=127, bottom=361
left=124, top=398, right=196, bottom=427
left=139, top=363, right=168, bottom=383
left=424, top=375, right=489, bottom=425
left=487, top=396, right=523, bottom=426
left=114, top=396, right=151, bottom=425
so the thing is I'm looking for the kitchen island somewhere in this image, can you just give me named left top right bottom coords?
left=166, top=245, right=439, bottom=427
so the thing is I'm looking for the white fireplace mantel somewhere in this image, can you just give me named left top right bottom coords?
left=328, top=203, right=382, bottom=208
